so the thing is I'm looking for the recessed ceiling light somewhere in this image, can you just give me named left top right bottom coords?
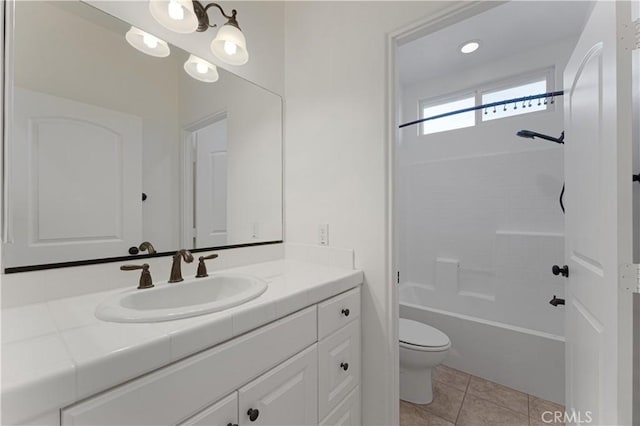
left=460, top=40, right=480, bottom=54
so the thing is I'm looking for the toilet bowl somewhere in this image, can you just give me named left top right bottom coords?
left=399, top=318, right=451, bottom=404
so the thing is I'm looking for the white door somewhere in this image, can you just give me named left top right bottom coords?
left=195, top=118, right=228, bottom=248
left=7, top=88, right=142, bottom=267
left=238, top=345, right=318, bottom=426
left=563, top=2, right=635, bottom=424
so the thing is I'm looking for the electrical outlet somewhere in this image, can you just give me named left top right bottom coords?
left=318, top=224, right=329, bottom=246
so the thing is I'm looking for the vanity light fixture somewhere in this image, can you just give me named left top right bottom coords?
left=149, top=0, right=249, bottom=65
left=184, top=54, right=219, bottom=83
left=125, top=26, right=170, bottom=57
left=459, top=40, right=480, bottom=54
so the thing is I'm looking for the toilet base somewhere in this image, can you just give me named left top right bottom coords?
left=399, top=366, right=433, bottom=404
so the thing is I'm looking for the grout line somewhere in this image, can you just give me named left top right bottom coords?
left=454, top=375, right=471, bottom=425
left=465, top=375, right=530, bottom=415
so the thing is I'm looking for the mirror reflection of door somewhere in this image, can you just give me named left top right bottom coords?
left=8, top=88, right=143, bottom=266
left=194, top=117, right=228, bottom=248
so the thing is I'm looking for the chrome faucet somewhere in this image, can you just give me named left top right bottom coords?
left=169, top=249, right=194, bottom=283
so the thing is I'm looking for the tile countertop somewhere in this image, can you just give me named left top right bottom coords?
left=1, top=259, right=363, bottom=425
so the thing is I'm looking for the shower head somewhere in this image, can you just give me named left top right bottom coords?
left=516, top=129, right=564, bottom=144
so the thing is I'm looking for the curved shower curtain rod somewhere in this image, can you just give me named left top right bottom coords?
left=399, top=90, right=564, bottom=129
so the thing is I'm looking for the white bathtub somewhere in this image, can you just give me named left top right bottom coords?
left=400, top=297, right=565, bottom=404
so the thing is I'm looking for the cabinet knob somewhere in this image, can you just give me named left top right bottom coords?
left=341, top=308, right=350, bottom=317
left=247, top=408, right=260, bottom=422
left=552, top=265, right=569, bottom=277
left=340, top=362, right=349, bottom=371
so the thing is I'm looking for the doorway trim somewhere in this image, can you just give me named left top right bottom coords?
left=384, top=1, right=510, bottom=423
left=180, top=111, right=227, bottom=248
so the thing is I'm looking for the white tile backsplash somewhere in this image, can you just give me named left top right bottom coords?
left=285, top=243, right=354, bottom=269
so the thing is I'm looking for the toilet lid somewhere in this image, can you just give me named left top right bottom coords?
left=399, top=318, right=450, bottom=348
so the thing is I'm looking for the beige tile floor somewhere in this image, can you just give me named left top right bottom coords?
left=400, top=365, right=565, bottom=426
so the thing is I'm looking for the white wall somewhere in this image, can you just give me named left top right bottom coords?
left=283, top=2, right=457, bottom=425
left=87, top=0, right=285, bottom=96
left=398, top=38, right=575, bottom=337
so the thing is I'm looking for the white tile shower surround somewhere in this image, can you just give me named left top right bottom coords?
left=399, top=149, right=565, bottom=336
left=0, top=244, right=361, bottom=425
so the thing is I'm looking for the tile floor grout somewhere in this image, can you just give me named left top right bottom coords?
left=400, top=365, right=565, bottom=426
left=452, top=375, right=470, bottom=425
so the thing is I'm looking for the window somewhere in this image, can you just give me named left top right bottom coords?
left=481, top=79, right=547, bottom=121
left=417, top=69, right=553, bottom=136
left=420, top=95, right=475, bottom=135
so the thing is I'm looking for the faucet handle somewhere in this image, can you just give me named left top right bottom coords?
left=196, top=254, right=219, bottom=278
left=120, top=263, right=154, bottom=289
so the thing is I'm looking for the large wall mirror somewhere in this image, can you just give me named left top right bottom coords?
left=3, top=1, right=283, bottom=271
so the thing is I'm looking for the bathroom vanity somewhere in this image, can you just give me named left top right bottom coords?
left=64, top=288, right=361, bottom=426
left=1, top=252, right=363, bottom=426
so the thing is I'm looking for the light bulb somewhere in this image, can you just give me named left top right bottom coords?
left=224, top=41, right=237, bottom=56
left=143, top=33, right=159, bottom=49
left=168, top=0, right=184, bottom=20
left=460, top=41, right=480, bottom=54
left=196, top=62, right=208, bottom=74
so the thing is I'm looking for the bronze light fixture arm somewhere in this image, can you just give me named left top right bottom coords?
left=193, top=1, right=240, bottom=32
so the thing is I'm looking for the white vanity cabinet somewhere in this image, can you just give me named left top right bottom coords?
left=60, top=287, right=361, bottom=426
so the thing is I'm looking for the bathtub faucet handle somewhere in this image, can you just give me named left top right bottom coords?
left=552, top=264, right=569, bottom=277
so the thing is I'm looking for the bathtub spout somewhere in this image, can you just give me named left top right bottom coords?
left=549, top=295, right=565, bottom=307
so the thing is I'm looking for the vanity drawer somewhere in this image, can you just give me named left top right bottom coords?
left=61, top=306, right=316, bottom=426
left=319, top=385, right=360, bottom=426
left=318, top=287, right=360, bottom=340
left=179, top=392, right=238, bottom=426
left=318, top=319, right=361, bottom=419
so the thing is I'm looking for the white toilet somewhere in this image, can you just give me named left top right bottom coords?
left=399, top=318, right=451, bottom=404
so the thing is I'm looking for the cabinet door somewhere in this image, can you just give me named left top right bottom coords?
left=319, top=386, right=360, bottom=426
left=318, top=320, right=360, bottom=419
left=238, top=345, right=317, bottom=426
left=179, top=392, right=237, bottom=426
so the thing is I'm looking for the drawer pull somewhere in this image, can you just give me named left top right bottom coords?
left=340, top=362, right=349, bottom=371
left=227, top=424, right=239, bottom=426
left=341, top=308, right=350, bottom=317
left=247, top=408, right=260, bottom=422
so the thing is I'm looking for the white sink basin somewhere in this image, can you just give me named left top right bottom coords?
left=95, top=274, right=268, bottom=323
